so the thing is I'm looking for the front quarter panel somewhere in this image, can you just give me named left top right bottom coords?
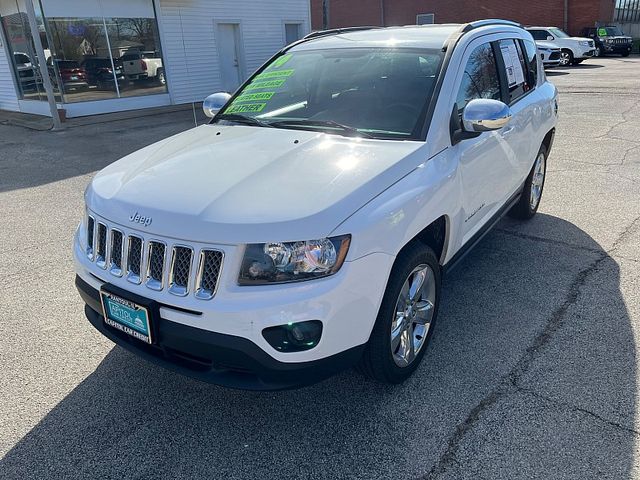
left=331, top=147, right=459, bottom=263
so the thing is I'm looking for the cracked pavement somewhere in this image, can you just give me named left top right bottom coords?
left=1, top=57, right=640, bottom=479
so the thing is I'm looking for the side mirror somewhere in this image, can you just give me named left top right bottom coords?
left=203, top=92, right=232, bottom=118
left=547, top=35, right=555, bottom=41
left=462, top=99, right=512, bottom=133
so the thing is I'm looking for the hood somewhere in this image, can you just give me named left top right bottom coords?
left=537, top=41, right=560, bottom=50
left=87, top=124, right=425, bottom=244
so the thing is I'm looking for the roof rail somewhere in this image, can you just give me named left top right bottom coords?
left=303, top=26, right=382, bottom=40
left=461, top=19, right=522, bottom=33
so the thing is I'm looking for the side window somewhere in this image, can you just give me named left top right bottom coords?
left=498, top=39, right=532, bottom=104
left=529, top=30, right=545, bottom=41
left=455, top=43, right=501, bottom=113
left=522, top=39, right=538, bottom=85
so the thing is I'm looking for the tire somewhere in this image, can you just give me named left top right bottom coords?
left=508, top=144, right=548, bottom=220
left=156, top=68, right=166, bottom=86
left=594, top=46, right=602, bottom=57
left=357, top=242, right=441, bottom=384
left=559, top=49, right=573, bottom=66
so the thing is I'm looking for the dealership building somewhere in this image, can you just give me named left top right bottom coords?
left=311, top=0, right=616, bottom=36
left=0, top=0, right=311, bottom=119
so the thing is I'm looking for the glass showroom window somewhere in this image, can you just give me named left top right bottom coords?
left=41, top=0, right=167, bottom=103
left=0, top=0, right=61, bottom=101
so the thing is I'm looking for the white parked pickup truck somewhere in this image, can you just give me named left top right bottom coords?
left=74, top=20, right=558, bottom=390
left=120, top=50, right=165, bottom=85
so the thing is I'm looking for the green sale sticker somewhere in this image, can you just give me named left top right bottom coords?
left=270, top=54, right=292, bottom=69
left=256, top=69, right=294, bottom=80
left=226, top=103, right=267, bottom=113
left=245, top=79, right=286, bottom=91
left=234, top=92, right=275, bottom=102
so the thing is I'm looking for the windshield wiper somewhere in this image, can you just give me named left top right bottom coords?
left=215, top=113, right=273, bottom=128
left=269, top=119, right=374, bottom=138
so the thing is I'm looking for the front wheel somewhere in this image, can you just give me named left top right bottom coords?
left=357, top=242, right=441, bottom=384
left=559, top=49, right=573, bottom=66
left=509, top=144, right=548, bottom=220
left=594, top=46, right=602, bottom=57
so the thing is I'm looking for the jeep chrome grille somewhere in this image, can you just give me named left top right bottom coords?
left=109, top=230, right=124, bottom=276
left=96, top=222, right=107, bottom=269
left=169, top=246, right=193, bottom=296
left=127, top=235, right=143, bottom=284
left=146, top=241, right=166, bottom=291
left=85, top=217, right=223, bottom=299
left=195, top=250, right=224, bottom=300
left=86, top=216, right=95, bottom=260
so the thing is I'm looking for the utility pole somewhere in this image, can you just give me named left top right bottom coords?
left=563, top=0, right=569, bottom=32
left=380, top=0, right=385, bottom=26
left=322, top=0, right=330, bottom=29
left=24, top=0, right=62, bottom=130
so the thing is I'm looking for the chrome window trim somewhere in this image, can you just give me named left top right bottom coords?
left=96, top=222, right=108, bottom=270
left=194, top=249, right=225, bottom=300
left=168, top=245, right=194, bottom=297
left=145, top=240, right=167, bottom=291
left=126, top=234, right=144, bottom=285
left=109, top=228, right=125, bottom=277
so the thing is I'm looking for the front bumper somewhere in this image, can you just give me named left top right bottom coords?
left=603, top=44, right=632, bottom=54
left=73, top=220, right=395, bottom=389
left=77, top=275, right=365, bottom=390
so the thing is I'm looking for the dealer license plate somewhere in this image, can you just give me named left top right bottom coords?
left=100, top=290, right=153, bottom=344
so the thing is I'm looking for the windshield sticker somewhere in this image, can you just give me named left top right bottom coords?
left=226, top=103, right=267, bottom=114
left=270, top=54, right=292, bottom=69
left=234, top=92, right=275, bottom=103
left=256, top=69, right=295, bottom=80
left=245, top=78, right=287, bottom=91
left=598, top=28, right=607, bottom=36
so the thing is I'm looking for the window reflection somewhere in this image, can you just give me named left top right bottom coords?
left=0, top=0, right=61, bottom=101
left=0, top=0, right=167, bottom=104
left=105, top=17, right=167, bottom=97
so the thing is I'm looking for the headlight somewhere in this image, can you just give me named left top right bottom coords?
left=239, top=235, right=351, bottom=285
left=579, top=41, right=590, bottom=46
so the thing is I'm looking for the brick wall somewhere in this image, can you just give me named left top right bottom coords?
left=311, top=0, right=615, bottom=36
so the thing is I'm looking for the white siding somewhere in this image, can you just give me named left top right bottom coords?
left=156, top=0, right=310, bottom=104
left=0, top=30, right=20, bottom=111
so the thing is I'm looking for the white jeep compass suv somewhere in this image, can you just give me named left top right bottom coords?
left=74, top=20, right=558, bottom=390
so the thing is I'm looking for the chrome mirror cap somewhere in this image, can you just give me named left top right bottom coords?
left=462, top=99, right=512, bottom=133
left=203, top=92, right=232, bottom=118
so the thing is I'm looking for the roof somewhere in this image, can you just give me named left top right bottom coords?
left=292, top=24, right=463, bottom=51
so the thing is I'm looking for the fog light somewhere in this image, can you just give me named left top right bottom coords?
left=262, top=320, right=323, bottom=353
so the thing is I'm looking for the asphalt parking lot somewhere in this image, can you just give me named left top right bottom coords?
left=1, top=56, right=640, bottom=479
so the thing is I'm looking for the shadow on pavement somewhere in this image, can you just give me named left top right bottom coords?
left=0, top=215, right=634, bottom=479
left=0, top=109, right=202, bottom=193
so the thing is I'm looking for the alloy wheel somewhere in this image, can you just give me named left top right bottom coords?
left=559, top=51, right=571, bottom=66
left=529, top=152, right=546, bottom=210
left=391, top=264, right=436, bottom=367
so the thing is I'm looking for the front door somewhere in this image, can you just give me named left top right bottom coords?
left=451, top=39, right=516, bottom=245
left=217, top=23, right=243, bottom=93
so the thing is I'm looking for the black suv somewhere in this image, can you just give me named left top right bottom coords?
left=582, top=26, right=632, bottom=57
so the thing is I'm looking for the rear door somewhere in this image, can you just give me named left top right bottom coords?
left=495, top=38, right=540, bottom=186
left=451, top=39, right=517, bottom=244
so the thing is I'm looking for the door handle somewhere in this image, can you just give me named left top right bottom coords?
left=501, top=126, right=515, bottom=136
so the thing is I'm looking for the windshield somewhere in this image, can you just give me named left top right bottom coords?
left=548, top=28, right=570, bottom=38
left=599, top=26, right=624, bottom=36
left=216, top=48, right=444, bottom=140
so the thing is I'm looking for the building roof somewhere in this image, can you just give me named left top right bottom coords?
left=293, top=24, right=463, bottom=51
